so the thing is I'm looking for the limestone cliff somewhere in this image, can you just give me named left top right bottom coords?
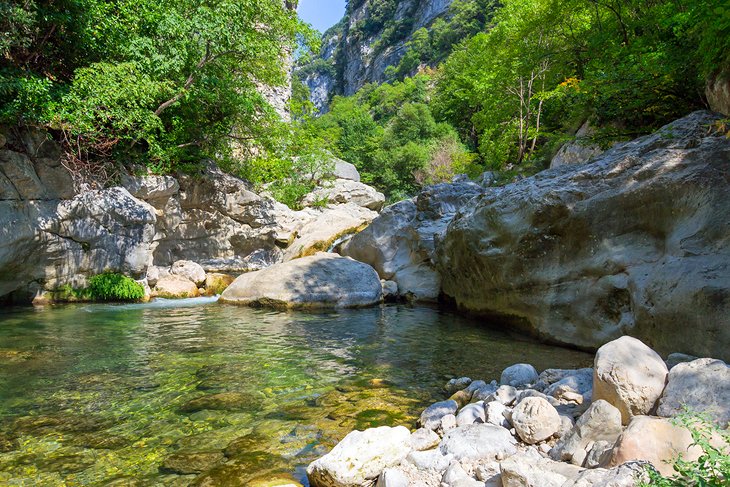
left=299, top=0, right=453, bottom=112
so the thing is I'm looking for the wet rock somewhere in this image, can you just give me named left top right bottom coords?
left=501, top=364, right=539, bottom=387
left=204, top=273, right=235, bottom=295
left=419, top=399, right=458, bottom=431
left=439, top=424, right=517, bottom=460
left=220, top=253, right=382, bottom=309
left=45, top=453, right=96, bottom=474
left=657, top=358, right=730, bottom=427
left=306, top=425, right=411, bottom=487
left=449, top=389, right=473, bottom=408
left=445, top=377, right=472, bottom=395
left=593, top=336, right=668, bottom=424
left=180, top=392, right=260, bottom=413
left=160, top=451, right=225, bottom=475
left=511, top=397, right=562, bottom=444
left=381, top=280, right=398, bottom=300
left=550, top=400, right=623, bottom=466
left=192, top=450, right=289, bottom=486
left=0, top=434, right=19, bottom=452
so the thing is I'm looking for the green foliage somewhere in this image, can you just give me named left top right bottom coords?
left=302, top=75, right=479, bottom=198
left=87, top=273, right=146, bottom=302
left=433, top=0, right=729, bottom=170
left=640, top=412, right=729, bottom=486
left=1, top=0, right=307, bottom=181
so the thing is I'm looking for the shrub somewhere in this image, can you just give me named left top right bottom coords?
left=87, top=273, right=146, bottom=302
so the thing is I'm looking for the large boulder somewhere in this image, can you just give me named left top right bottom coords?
left=302, top=179, right=385, bottom=211
left=306, top=425, right=411, bottom=487
left=593, top=336, right=668, bottom=424
left=604, top=415, right=702, bottom=477
left=436, top=111, right=730, bottom=360
left=501, top=364, right=539, bottom=387
left=657, top=358, right=730, bottom=427
left=510, top=397, right=562, bottom=444
left=154, top=274, right=199, bottom=299
left=219, top=253, right=382, bottom=309
left=342, top=182, right=482, bottom=301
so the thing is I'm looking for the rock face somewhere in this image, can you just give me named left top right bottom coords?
left=593, top=336, right=668, bottom=425
left=0, top=124, right=386, bottom=302
left=219, top=253, right=382, bottom=309
left=342, top=181, right=482, bottom=301
left=437, top=111, right=730, bottom=361
left=0, top=131, right=158, bottom=302
left=306, top=425, right=411, bottom=487
left=605, top=415, right=701, bottom=477
left=657, top=358, right=730, bottom=427
left=299, top=0, right=455, bottom=110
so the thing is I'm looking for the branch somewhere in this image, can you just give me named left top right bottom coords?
left=154, top=41, right=211, bottom=117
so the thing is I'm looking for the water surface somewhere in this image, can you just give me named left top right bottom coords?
left=0, top=300, right=592, bottom=485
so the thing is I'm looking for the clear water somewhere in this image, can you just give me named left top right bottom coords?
left=0, top=300, right=593, bottom=486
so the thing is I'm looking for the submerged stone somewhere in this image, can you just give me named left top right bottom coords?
left=160, top=451, right=225, bottom=475
left=180, top=392, right=261, bottom=413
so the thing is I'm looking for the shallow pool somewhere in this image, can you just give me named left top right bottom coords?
left=0, top=300, right=592, bottom=485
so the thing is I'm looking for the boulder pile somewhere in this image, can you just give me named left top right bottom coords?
left=306, top=336, right=729, bottom=486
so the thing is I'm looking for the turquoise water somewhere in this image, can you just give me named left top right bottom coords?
left=0, top=299, right=593, bottom=486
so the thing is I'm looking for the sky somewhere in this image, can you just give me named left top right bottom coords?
left=297, top=0, right=347, bottom=33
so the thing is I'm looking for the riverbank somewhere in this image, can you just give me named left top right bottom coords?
left=307, top=336, right=729, bottom=487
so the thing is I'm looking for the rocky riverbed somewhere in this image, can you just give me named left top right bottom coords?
left=306, top=336, right=729, bottom=487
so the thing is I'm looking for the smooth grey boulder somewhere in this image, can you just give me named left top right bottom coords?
left=439, top=424, right=517, bottom=460
left=306, top=425, right=411, bottom=487
left=333, top=159, right=361, bottom=182
left=501, top=363, right=539, bottom=387
left=437, top=111, right=730, bottom=360
left=220, top=253, right=382, bottom=309
left=342, top=182, right=482, bottom=301
left=565, top=461, right=649, bottom=487
left=550, top=400, right=623, bottom=466
left=593, top=336, right=668, bottom=424
left=657, top=358, right=730, bottom=427
left=550, top=120, right=604, bottom=169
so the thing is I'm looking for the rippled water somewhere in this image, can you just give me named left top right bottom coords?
left=0, top=300, right=592, bottom=486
